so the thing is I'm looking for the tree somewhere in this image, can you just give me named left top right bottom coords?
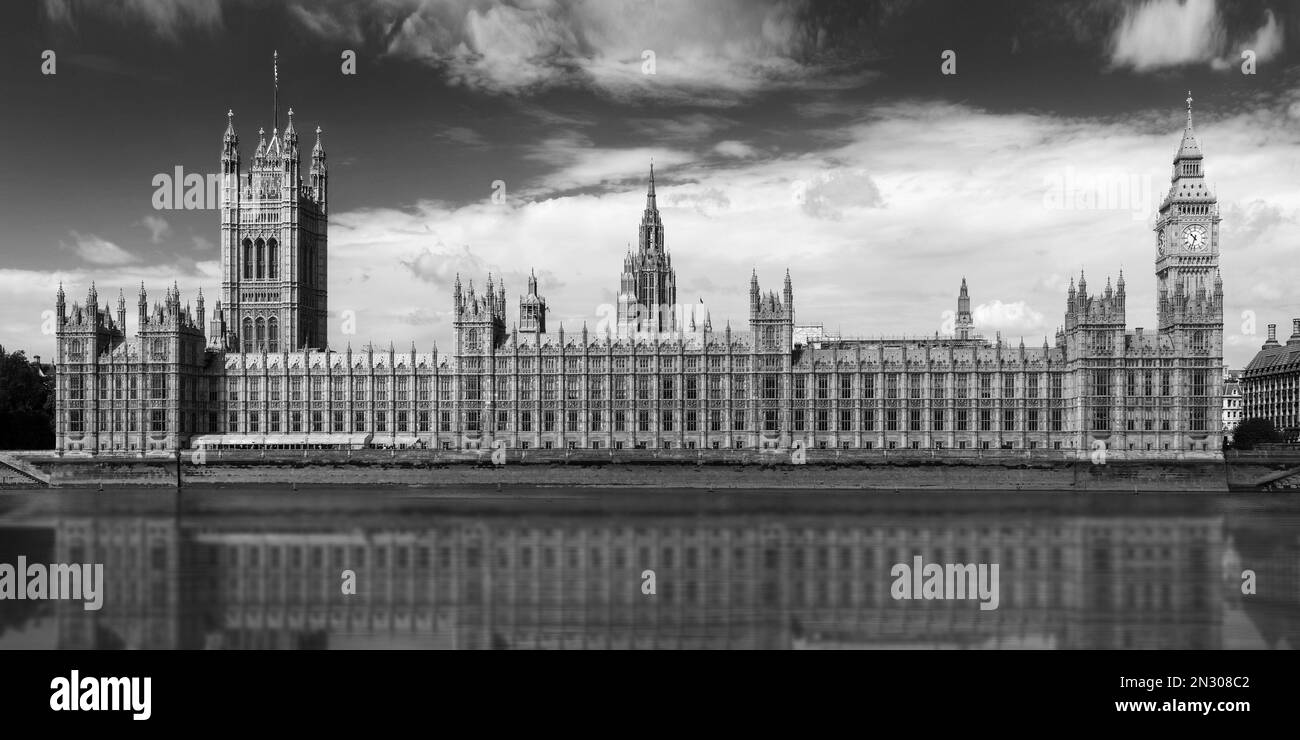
left=1232, top=417, right=1281, bottom=450
left=0, top=345, right=55, bottom=449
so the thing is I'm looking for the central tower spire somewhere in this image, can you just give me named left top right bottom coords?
left=647, top=161, right=656, bottom=211
left=617, top=163, right=677, bottom=336
left=638, top=164, right=664, bottom=255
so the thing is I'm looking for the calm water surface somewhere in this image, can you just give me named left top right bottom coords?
left=0, top=488, right=1296, bottom=649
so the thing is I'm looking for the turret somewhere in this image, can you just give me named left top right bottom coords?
left=519, top=268, right=547, bottom=335
left=956, top=277, right=973, bottom=339
left=283, top=107, right=299, bottom=157
left=196, top=288, right=206, bottom=338
left=310, top=126, right=327, bottom=208
left=221, top=110, right=240, bottom=173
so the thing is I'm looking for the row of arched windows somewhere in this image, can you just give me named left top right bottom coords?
left=242, top=238, right=279, bottom=280
left=241, top=316, right=280, bottom=353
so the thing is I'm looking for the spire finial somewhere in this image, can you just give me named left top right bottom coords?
left=273, top=50, right=279, bottom=134
left=1186, top=89, right=1193, bottom=128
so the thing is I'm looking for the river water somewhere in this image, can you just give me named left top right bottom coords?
left=0, top=488, right=1296, bottom=649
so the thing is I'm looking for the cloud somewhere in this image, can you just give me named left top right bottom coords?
left=400, top=242, right=486, bottom=287
left=433, top=125, right=489, bottom=149
left=522, top=135, right=693, bottom=194
left=270, top=0, right=867, bottom=104
left=140, top=215, right=171, bottom=244
left=28, top=0, right=991, bottom=108
left=62, top=232, right=139, bottom=266
left=798, top=168, right=884, bottom=220
left=1241, top=9, right=1284, bottom=59
left=714, top=140, right=758, bottom=159
left=42, top=0, right=223, bottom=40
left=286, top=3, right=365, bottom=44
left=629, top=114, right=737, bottom=142
left=973, top=301, right=1047, bottom=338
left=663, top=187, right=732, bottom=216
left=1110, top=0, right=1284, bottom=71
left=1221, top=199, right=1291, bottom=248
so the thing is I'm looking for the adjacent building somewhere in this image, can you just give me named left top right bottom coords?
left=1222, top=370, right=1243, bottom=442
left=52, top=96, right=1225, bottom=459
left=1242, top=321, right=1300, bottom=438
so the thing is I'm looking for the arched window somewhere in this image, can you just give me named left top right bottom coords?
left=255, top=317, right=266, bottom=350
left=255, top=238, right=265, bottom=280
left=268, top=317, right=279, bottom=353
left=242, top=318, right=254, bottom=353
left=243, top=239, right=253, bottom=280
left=268, top=239, right=278, bottom=280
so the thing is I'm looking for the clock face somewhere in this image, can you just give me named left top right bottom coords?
left=1183, top=225, right=1208, bottom=251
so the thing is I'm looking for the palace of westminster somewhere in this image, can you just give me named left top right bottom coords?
left=51, top=96, right=1226, bottom=458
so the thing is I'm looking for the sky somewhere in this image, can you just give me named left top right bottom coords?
left=1, top=0, right=1299, bottom=369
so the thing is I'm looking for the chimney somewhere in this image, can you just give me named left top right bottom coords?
left=1265, top=323, right=1278, bottom=347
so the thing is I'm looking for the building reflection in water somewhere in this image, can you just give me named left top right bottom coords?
left=35, top=491, right=1299, bottom=650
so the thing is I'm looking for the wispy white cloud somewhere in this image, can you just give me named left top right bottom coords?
left=1242, top=9, right=1284, bottom=59
left=973, top=300, right=1047, bottom=339
left=521, top=135, right=693, bottom=194
left=1110, top=0, right=1284, bottom=71
left=281, top=0, right=861, bottom=104
left=714, top=140, right=759, bottom=159
left=62, top=232, right=139, bottom=266
left=140, top=215, right=171, bottom=244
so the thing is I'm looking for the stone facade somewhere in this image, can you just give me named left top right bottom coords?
left=53, top=98, right=1224, bottom=459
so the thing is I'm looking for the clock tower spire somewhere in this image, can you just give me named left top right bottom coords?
left=1155, top=91, right=1220, bottom=336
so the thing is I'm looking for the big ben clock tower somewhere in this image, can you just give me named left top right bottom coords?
left=1155, top=92, right=1222, bottom=333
